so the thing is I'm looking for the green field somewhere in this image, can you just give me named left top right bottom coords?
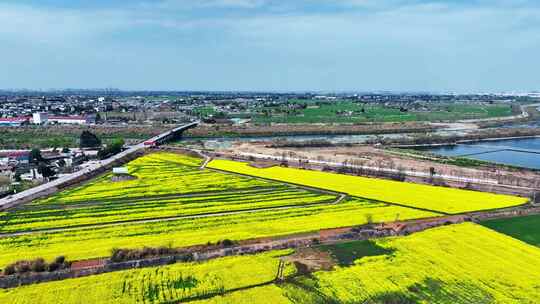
left=318, top=240, right=392, bottom=266
left=0, top=152, right=438, bottom=267
left=251, top=100, right=515, bottom=124
left=280, top=223, right=540, bottom=303
left=3, top=223, right=540, bottom=303
left=481, top=214, right=540, bottom=247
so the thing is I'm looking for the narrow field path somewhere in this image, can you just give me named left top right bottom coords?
left=208, top=167, right=450, bottom=215
left=17, top=186, right=284, bottom=210
left=0, top=195, right=345, bottom=238
left=199, top=155, right=213, bottom=170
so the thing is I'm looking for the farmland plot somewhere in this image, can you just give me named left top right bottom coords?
left=0, top=198, right=436, bottom=267
left=0, top=187, right=335, bottom=233
left=0, top=250, right=294, bottom=304
left=481, top=214, right=540, bottom=247
left=0, top=152, right=337, bottom=232
left=4, top=223, right=540, bottom=304
left=208, top=159, right=528, bottom=214
left=0, top=152, right=438, bottom=267
left=284, top=223, right=540, bottom=303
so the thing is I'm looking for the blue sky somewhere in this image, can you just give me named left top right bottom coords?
left=1, top=0, right=539, bottom=92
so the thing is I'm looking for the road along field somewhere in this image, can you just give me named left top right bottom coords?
left=208, top=159, right=528, bottom=214
left=2, top=223, right=539, bottom=303
left=0, top=152, right=438, bottom=267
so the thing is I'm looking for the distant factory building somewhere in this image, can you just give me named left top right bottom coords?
left=0, top=117, right=31, bottom=127
left=48, top=115, right=95, bottom=125
left=32, top=112, right=49, bottom=125
left=0, top=151, right=30, bottom=164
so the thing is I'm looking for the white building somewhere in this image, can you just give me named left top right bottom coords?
left=49, top=115, right=91, bottom=125
left=112, top=167, right=129, bottom=175
left=32, top=112, right=49, bottom=125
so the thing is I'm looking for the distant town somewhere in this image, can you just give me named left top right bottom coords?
left=1, top=89, right=539, bottom=200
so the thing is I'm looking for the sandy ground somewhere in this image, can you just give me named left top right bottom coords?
left=225, top=142, right=540, bottom=189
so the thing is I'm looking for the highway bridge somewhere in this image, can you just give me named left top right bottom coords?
left=0, top=121, right=200, bottom=210
left=143, top=121, right=199, bottom=147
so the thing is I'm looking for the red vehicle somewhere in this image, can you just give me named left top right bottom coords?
left=144, top=140, right=157, bottom=147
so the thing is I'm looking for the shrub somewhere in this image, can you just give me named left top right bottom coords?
left=3, top=264, right=15, bottom=276
left=14, top=261, right=31, bottom=273
left=220, top=239, right=235, bottom=247
left=47, top=262, right=60, bottom=272
left=55, top=256, right=66, bottom=264
left=3, top=257, right=71, bottom=276
left=30, top=258, right=46, bottom=272
left=111, top=246, right=184, bottom=262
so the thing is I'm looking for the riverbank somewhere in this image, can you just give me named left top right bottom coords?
left=183, top=122, right=438, bottom=138
left=366, top=127, right=540, bottom=146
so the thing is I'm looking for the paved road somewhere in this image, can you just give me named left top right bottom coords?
left=0, top=143, right=146, bottom=210
left=0, top=121, right=199, bottom=210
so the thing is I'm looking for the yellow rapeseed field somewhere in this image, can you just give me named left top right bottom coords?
left=303, top=223, right=540, bottom=303
left=208, top=159, right=528, bottom=214
left=0, top=250, right=294, bottom=304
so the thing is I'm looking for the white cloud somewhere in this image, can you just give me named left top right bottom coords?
left=1, top=0, right=539, bottom=91
left=0, top=4, right=133, bottom=45
left=142, top=0, right=266, bottom=10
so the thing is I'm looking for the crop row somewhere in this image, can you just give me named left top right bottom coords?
left=289, top=223, right=540, bottom=303
left=42, top=153, right=274, bottom=204
left=0, top=198, right=437, bottom=268
left=0, top=250, right=294, bottom=304
left=1, top=188, right=336, bottom=233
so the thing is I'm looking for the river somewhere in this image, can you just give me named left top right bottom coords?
left=418, top=137, right=540, bottom=169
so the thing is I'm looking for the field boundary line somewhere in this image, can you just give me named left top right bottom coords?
left=207, top=167, right=348, bottom=197
left=0, top=197, right=341, bottom=238
left=23, top=186, right=289, bottom=209
left=208, top=166, right=450, bottom=215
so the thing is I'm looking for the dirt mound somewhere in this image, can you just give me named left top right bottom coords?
left=284, top=248, right=336, bottom=273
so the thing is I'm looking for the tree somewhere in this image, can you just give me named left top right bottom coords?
left=532, top=191, right=540, bottom=205
left=37, top=164, right=56, bottom=179
left=80, top=131, right=101, bottom=148
left=97, top=138, right=125, bottom=160
left=30, top=148, right=42, bottom=163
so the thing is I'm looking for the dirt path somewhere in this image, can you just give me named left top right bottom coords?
left=0, top=194, right=346, bottom=238
left=12, top=187, right=285, bottom=210
left=200, top=155, right=213, bottom=170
